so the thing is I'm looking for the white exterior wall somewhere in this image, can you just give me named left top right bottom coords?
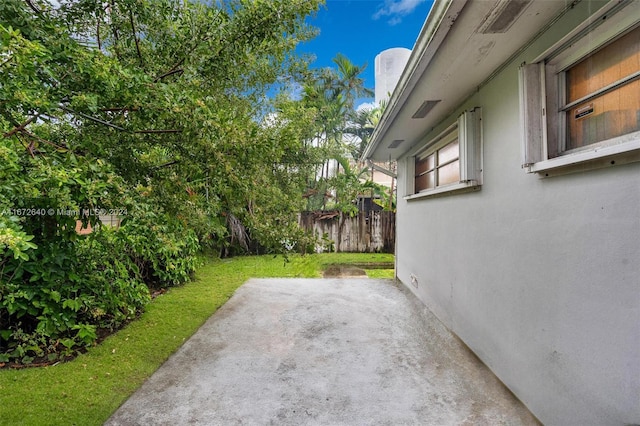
left=375, top=48, right=411, bottom=105
left=395, top=8, right=640, bottom=426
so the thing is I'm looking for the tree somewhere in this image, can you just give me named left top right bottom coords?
left=0, top=0, right=322, bottom=364
left=296, top=54, right=377, bottom=211
left=345, top=104, right=379, bottom=161
left=332, top=53, right=375, bottom=110
left=295, top=57, right=396, bottom=214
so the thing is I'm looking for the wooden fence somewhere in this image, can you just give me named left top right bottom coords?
left=299, top=211, right=395, bottom=253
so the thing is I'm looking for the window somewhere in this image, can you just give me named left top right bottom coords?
left=564, top=28, right=639, bottom=151
left=406, top=108, right=482, bottom=199
left=414, top=131, right=459, bottom=192
left=519, top=2, right=640, bottom=174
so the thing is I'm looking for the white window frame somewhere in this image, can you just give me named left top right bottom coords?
left=404, top=108, right=482, bottom=200
left=519, top=0, right=640, bottom=175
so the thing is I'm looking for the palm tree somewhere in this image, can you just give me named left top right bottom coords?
left=332, top=53, right=375, bottom=110
left=344, top=107, right=376, bottom=160
left=299, top=54, right=378, bottom=212
left=330, top=154, right=393, bottom=214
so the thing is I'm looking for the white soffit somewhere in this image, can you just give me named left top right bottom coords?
left=366, top=0, right=571, bottom=162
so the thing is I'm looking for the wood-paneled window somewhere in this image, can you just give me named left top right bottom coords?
left=408, top=109, right=482, bottom=198
left=519, top=3, right=640, bottom=174
left=565, top=26, right=640, bottom=151
left=414, top=135, right=460, bottom=192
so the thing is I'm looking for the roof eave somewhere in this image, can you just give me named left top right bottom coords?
left=362, top=0, right=468, bottom=162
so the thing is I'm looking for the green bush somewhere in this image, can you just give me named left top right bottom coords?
left=0, top=214, right=199, bottom=365
left=117, top=208, right=200, bottom=289
left=75, top=228, right=152, bottom=329
left=0, top=234, right=142, bottom=364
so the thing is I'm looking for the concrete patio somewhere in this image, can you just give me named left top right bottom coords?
left=105, top=278, right=539, bottom=425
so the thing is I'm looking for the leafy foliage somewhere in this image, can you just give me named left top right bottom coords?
left=0, top=0, right=321, bottom=364
left=295, top=54, right=393, bottom=213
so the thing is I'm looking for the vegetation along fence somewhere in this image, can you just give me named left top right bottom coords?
left=300, top=211, right=395, bottom=253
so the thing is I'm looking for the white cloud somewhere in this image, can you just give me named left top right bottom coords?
left=373, top=0, right=427, bottom=25
left=356, top=101, right=377, bottom=112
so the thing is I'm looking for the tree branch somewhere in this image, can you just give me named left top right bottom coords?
left=153, top=160, right=180, bottom=169
left=99, top=107, right=139, bottom=112
left=97, top=19, right=102, bottom=50
left=128, top=9, right=143, bottom=67
left=109, top=0, right=121, bottom=60
left=22, top=129, right=69, bottom=151
left=15, top=134, right=36, bottom=158
left=2, top=114, right=39, bottom=138
left=134, top=129, right=181, bottom=134
left=24, top=0, right=40, bottom=14
left=153, top=68, right=184, bottom=82
left=0, top=55, right=14, bottom=69
left=60, top=105, right=181, bottom=134
left=59, top=105, right=127, bottom=131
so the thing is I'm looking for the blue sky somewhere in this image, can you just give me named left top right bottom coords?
left=296, top=0, right=434, bottom=107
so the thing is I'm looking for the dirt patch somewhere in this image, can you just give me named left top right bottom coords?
left=334, top=262, right=394, bottom=270
left=322, top=265, right=367, bottom=278
left=322, top=262, right=395, bottom=278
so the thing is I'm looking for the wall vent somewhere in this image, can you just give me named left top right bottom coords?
left=412, top=100, right=440, bottom=119
left=479, top=0, right=532, bottom=34
left=388, top=139, right=404, bottom=149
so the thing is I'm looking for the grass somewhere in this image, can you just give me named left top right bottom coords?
left=0, top=253, right=394, bottom=426
left=314, top=252, right=395, bottom=279
left=365, top=269, right=395, bottom=279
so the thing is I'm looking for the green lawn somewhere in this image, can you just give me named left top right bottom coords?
left=364, top=269, right=395, bottom=279
left=0, top=253, right=393, bottom=426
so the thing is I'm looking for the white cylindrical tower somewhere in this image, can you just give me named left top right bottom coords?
left=375, top=47, right=411, bottom=105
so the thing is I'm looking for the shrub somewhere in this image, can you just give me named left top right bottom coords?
left=0, top=213, right=199, bottom=365
left=117, top=207, right=200, bottom=289
left=0, top=231, right=149, bottom=364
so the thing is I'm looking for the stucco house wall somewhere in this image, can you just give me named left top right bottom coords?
left=393, top=4, right=640, bottom=425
